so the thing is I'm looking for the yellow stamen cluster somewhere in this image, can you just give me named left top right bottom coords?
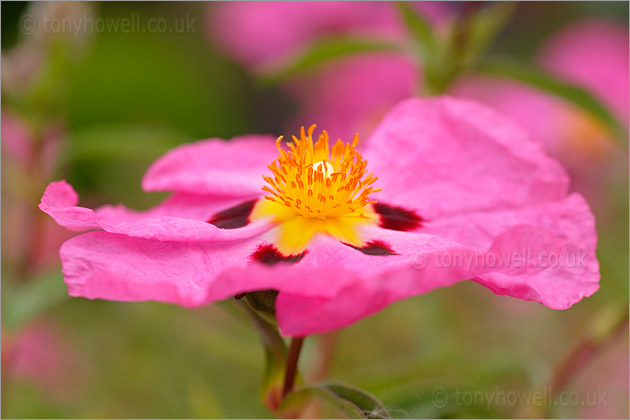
left=262, top=125, right=380, bottom=219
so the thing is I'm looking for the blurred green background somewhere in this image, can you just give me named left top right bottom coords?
left=1, top=2, right=628, bottom=418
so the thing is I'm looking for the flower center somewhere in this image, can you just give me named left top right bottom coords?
left=251, top=125, right=381, bottom=255
left=261, top=125, right=380, bottom=219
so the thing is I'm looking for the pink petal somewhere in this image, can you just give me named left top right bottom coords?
left=60, top=229, right=339, bottom=306
left=363, top=97, right=569, bottom=219
left=270, top=192, right=598, bottom=335
left=95, top=214, right=271, bottom=243
left=40, top=180, right=270, bottom=241
left=450, top=77, right=566, bottom=153
left=470, top=195, right=599, bottom=309
left=271, top=224, right=569, bottom=336
left=1, top=110, right=33, bottom=165
left=142, top=135, right=278, bottom=196
left=406, top=193, right=599, bottom=308
left=424, top=193, right=594, bottom=247
left=59, top=223, right=512, bottom=315
left=39, top=180, right=99, bottom=231
left=9, top=321, right=80, bottom=394
left=450, top=74, right=622, bottom=196
left=60, top=231, right=266, bottom=307
left=442, top=194, right=600, bottom=309
left=95, top=192, right=242, bottom=223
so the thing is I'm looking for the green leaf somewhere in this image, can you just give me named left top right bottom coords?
left=395, top=2, right=436, bottom=58
left=65, top=25, right=258, bottom=139
left=459, top=2, right=515, bottom=67
left=280, top=381, right=391, bottom=419
left=477, top=59, right=628, bottom=146
left=423, top=2, right=514, bottom=95
left=2, top=270, right=68, bottom=331
left=62, top=124, right=188, bottom=165
left=261, top=36, right=403, bottom=83
left=394, top=2, right=447, bottom=95
left=188, top=378, right=226, bottom=419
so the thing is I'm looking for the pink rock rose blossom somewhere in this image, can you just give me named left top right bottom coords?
left=2, top=110, right=69, bottom=269
left=2, top=321, right=83, bottom=398
left=40, top=97, right=599, bottom=336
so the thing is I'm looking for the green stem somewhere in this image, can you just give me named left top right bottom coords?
left=527, top=306, right=630, bottom=418
left=282, top=337, right=305, bottom=399
left=237, top=299, right=286, bottom=363
left=549, top=309, right=629, bottom=394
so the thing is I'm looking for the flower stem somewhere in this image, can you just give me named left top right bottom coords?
left=282, top=337, right=304, bottom=398
left=549, top=308, right=629, bottom=394
left=527, top=305, right=630, bottom=418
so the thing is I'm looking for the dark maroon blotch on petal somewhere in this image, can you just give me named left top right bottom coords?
left=345, top=240, right=397, bottom=256
left=373, top=202, right=424, bottom=231
left=251, top=244, right=307, bottom=265
left=208, top=199, right=257, bottom=229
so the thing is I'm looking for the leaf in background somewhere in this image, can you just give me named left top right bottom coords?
left=65, top=20, right=259, bottom=140
left=395, top=1, right=436, bottom=59
left=2, top=270, right=68, bottom=331
left=261, top=36, right=403, bottom=83
left=62, top=123, right=189, bottom=164
left=419, top=2, right=514, bottom=95
left=394, top=1, right=446, bottom=95
left=280, top=381, right=391, bottom=419
left=60, top=123, right=190, bottom=208
left=477, top=59, right=628, bottom=146
left=459, top=2, right=515, bottom=67
left=188, top=378, right=225, bottom=419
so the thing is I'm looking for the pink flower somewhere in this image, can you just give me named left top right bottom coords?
left=40, top=97, right=599, bottom=336
left=209, top=1, right=445, bottom=140
left=1, top=110, right=34, bottom=167
left=453, top=19, right=628, bottom=169
left=2, top=110, right=68, bottom=269
left=2, top=321, right=83, bottom=398
left=209, top=2, right=444, bottom=69
left=539, top=19, right=628, bottom=126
